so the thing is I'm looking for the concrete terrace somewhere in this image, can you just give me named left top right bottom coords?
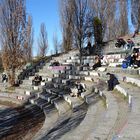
left=0, top=34, right=140, bottom=140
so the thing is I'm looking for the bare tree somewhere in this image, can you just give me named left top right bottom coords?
left=24, top=15, right=33, bottom=62
left=105, top=0, right=117, bottom=40
left=90, top=0, right=107, bottom=40
left=131, top=0, right=140, bottom=30
left=38, top=23, right=48, bottom=57
left=117, top=0, right=129, bottom=36
left=53, top=32, right=59, bottom=55
left=0, top=0, right=28, bottom=86
left=90, top=0, right=118, bottom=41
left=59, top=0, right=74, bottom=52
left=71, top=0, right=93, bottom=62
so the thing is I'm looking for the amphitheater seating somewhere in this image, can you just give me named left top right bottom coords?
left=1, top=35, right=140, bottom=139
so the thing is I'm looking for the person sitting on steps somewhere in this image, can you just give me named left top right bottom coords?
left=32, top=74, right=42, bottom=86
left=70, top=81, right=86, bottom=97
left=130, top=48, right=140, bottom=68
left=92, top=55, right=101, bottom=70
left=50, top=60, right=60, bottom=66
left=106, top=73, right=119, bottom=91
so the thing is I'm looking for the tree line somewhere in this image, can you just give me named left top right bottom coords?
left=60, top=0, right=140, bottom=53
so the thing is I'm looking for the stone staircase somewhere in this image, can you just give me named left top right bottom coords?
left=44, top=50, right=140, bottom=140
left=1, top=34, right=140, bottom=140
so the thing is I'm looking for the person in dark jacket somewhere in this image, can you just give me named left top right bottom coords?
left=106, top=73, right=119, bottom=91
left=92, top=56, right=101, bottom=70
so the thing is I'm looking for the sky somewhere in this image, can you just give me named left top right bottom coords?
left=26, top=0, right=62, bottom=56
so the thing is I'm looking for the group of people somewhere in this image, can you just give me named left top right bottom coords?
left=50, top=60, right=60, bottom=66
left=122, top=47, right=140, bottom=68
left=115, top=37, right=135, bottom=50
left=82, top=41, right=94, bottom=55
left=70, top=81, right=86, bottom=97
left=32, top=74, right=42, bottom=86
left=70, top=73, right=119, bottom=97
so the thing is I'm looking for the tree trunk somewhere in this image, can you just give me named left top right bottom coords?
left=8, top=68, right=15, bottom=86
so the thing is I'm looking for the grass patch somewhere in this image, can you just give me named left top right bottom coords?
left=113, top=89, right=128, bottom=101
left=0, top=100, right=18, bottom=107
left=100, top=96, right=107, bottom=108
left=126, top=82, right=138, bottom=87
left=3, top=86, right=16, bottom=93
left=5, top=86, right=15, bottom=91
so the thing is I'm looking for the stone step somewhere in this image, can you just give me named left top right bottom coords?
left=107, top=67, right=140, bottom=75
left=38, top=72, right=54, bottom=77
left=19, top=84, right=33, bottom=89
left=63, top=94, right=84, bottom=108
left=116, top=74, right=140, bottom=88
left=52, top=77, right=62, bottom=84
left=114, top=82, right=140, bottom=139
left=33, top=98, right=51, bottom=109
left=43, top=104, right=56, bottom=115
left=86, top=90, right=118, bottom=140
left=39, top=92, right=58, bottom=102
left=22, top=79, right=33, bottom=85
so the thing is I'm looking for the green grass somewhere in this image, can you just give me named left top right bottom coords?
left=0, top=100, right=18, bottom=107
left=4, top=86, right=15, bottom=93
left=100, top=96, right=108, bottom=108
left=113, top=89, right=128, bottom=101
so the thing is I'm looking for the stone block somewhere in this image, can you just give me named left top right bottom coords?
left=89, top=71, right=99, bottom=76
left=53, top=73, right=59, bottom=77
left=83, top=67, right=89, bottom=71
left=80, top=71, right=89, bottom=75
left=126, top=77, right=140, bottom=88
left=109, top=63, right=122, bottom=67
left=74, top=75, right=81, bottom=80
left=30, top=99, right=35, bottom=104
left=115, top=85, right=128, bottom=96
left=71, top=56, right=79, bottom=60
left=47, top=77, right=52, bottom=82
left=25, top=91, right=31, bottom=96
left=69, top=75, right=74, bottom=79
left=97, top=67, right=107, bottom=72
left=63, top=95, right=72, bottom=105
left=41, top=82, right=46, bottom=86
left=34, top=86, right=39, bottom=90
left=66, top=60, right=73, bottom=63
left=29, top=76, right=34, bottom=80
left=84, top=76, right=93, bottom=82
left=17, top=96, right=25, bottom=100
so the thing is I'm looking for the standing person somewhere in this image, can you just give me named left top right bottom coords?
left=2, top=73, right=8, bottom=83
left=106, top=73, right=119, bottom=91
left=86, top=41, right=92, bottom=55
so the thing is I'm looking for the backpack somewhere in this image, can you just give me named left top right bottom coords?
left=122, top=60, right=128, bottom=69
